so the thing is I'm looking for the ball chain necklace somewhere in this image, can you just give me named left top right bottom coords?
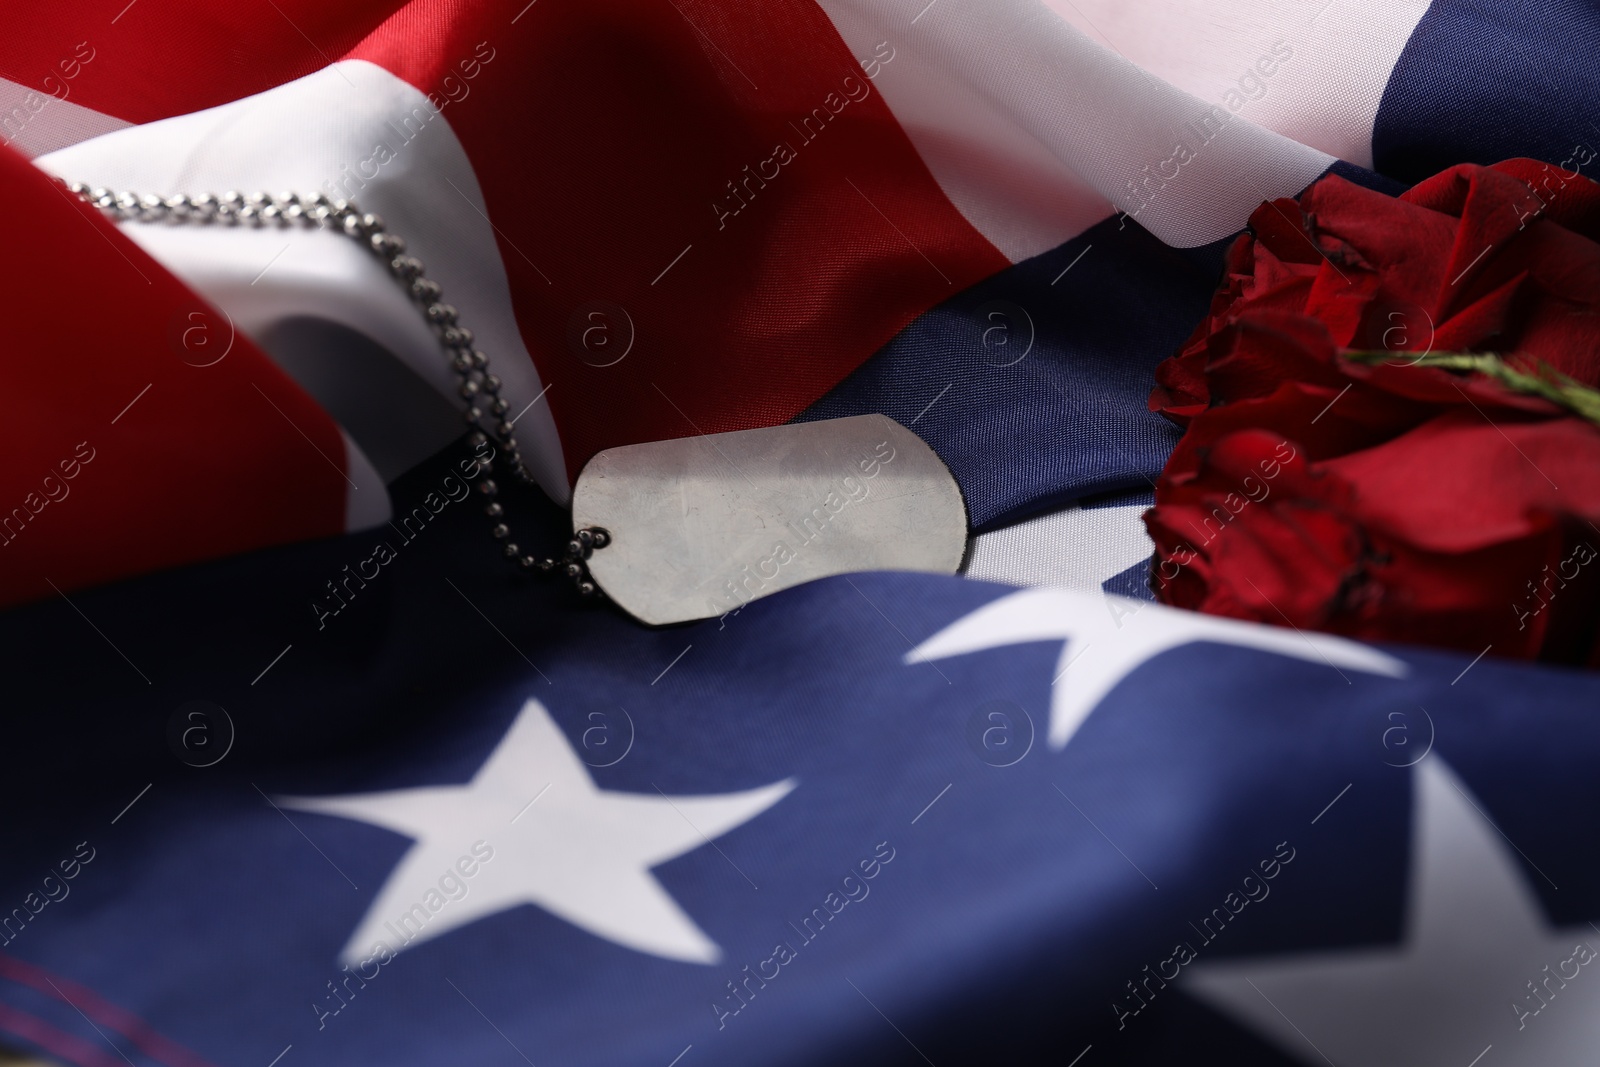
left=59, top=180, right=969, bottom=626
left=61, top=181, right=612, bottom=596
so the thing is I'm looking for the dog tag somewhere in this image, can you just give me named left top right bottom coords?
left=572, top=414, right=968, bottom=625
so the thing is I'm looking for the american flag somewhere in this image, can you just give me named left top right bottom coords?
left=2, top=1, right=1597, bottom=1064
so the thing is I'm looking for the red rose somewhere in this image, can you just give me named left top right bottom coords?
left=1145, top=161, right=1600, bottom=666
left=1153, top=158, right=1600, bottom=423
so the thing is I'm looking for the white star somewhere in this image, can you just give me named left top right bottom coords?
left=909, top=588, right=1407, bottom=749
left=1186, top=757, right=1600, bottom=1065
left=283, top=698, right=794, bottom=965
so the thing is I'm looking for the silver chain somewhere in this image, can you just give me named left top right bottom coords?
left=60, top=180, right=608, bottom=597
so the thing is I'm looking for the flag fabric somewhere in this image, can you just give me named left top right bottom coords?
left=5, top=0, right=1592, bottom=603
left=5, top=448, right=1600, bottom=1066
left=3, top=0, right=1599, bottom=1064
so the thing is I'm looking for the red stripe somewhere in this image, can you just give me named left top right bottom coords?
left=0, top=0, right=405, bottom=124
left=0, top=145, right=351, bottom=609
left=349, top=0, right=1009, bottom=479
left=0, top=1000, right=131, bottom=1067
left=8, top=0, right=1009, bottom=498
left=0, top=954, right=219, bottom=1067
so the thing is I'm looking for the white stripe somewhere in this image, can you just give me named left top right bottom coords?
left=0, top=76, right=132, bottom=158
left=965, top=501, right=1152, bottom=592
left=814, top=0, right=1337, bottom=256
left=1043, top=0, right=1432, bottom=169
left=341, top=428, right=392, bottom=532
left=37, top=61, right=569, bottom=513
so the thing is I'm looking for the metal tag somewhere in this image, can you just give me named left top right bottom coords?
left=571, top=414, right=968, bottom=625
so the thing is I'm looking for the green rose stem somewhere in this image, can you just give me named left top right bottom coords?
left=1342, top=350, right=1600, bottom=428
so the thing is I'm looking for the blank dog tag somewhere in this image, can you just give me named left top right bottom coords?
left=572, top=414, right=968, bottom=625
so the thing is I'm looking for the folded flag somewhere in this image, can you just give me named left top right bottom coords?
left=2, top=458, right=1598, bottom=1065
left=2, top=1, right=1599, bottom=1065
left=2, top=0, right=1594, bottom=603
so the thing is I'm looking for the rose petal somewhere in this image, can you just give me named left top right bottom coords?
left=1326, top=411, right=1600, bottom=552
